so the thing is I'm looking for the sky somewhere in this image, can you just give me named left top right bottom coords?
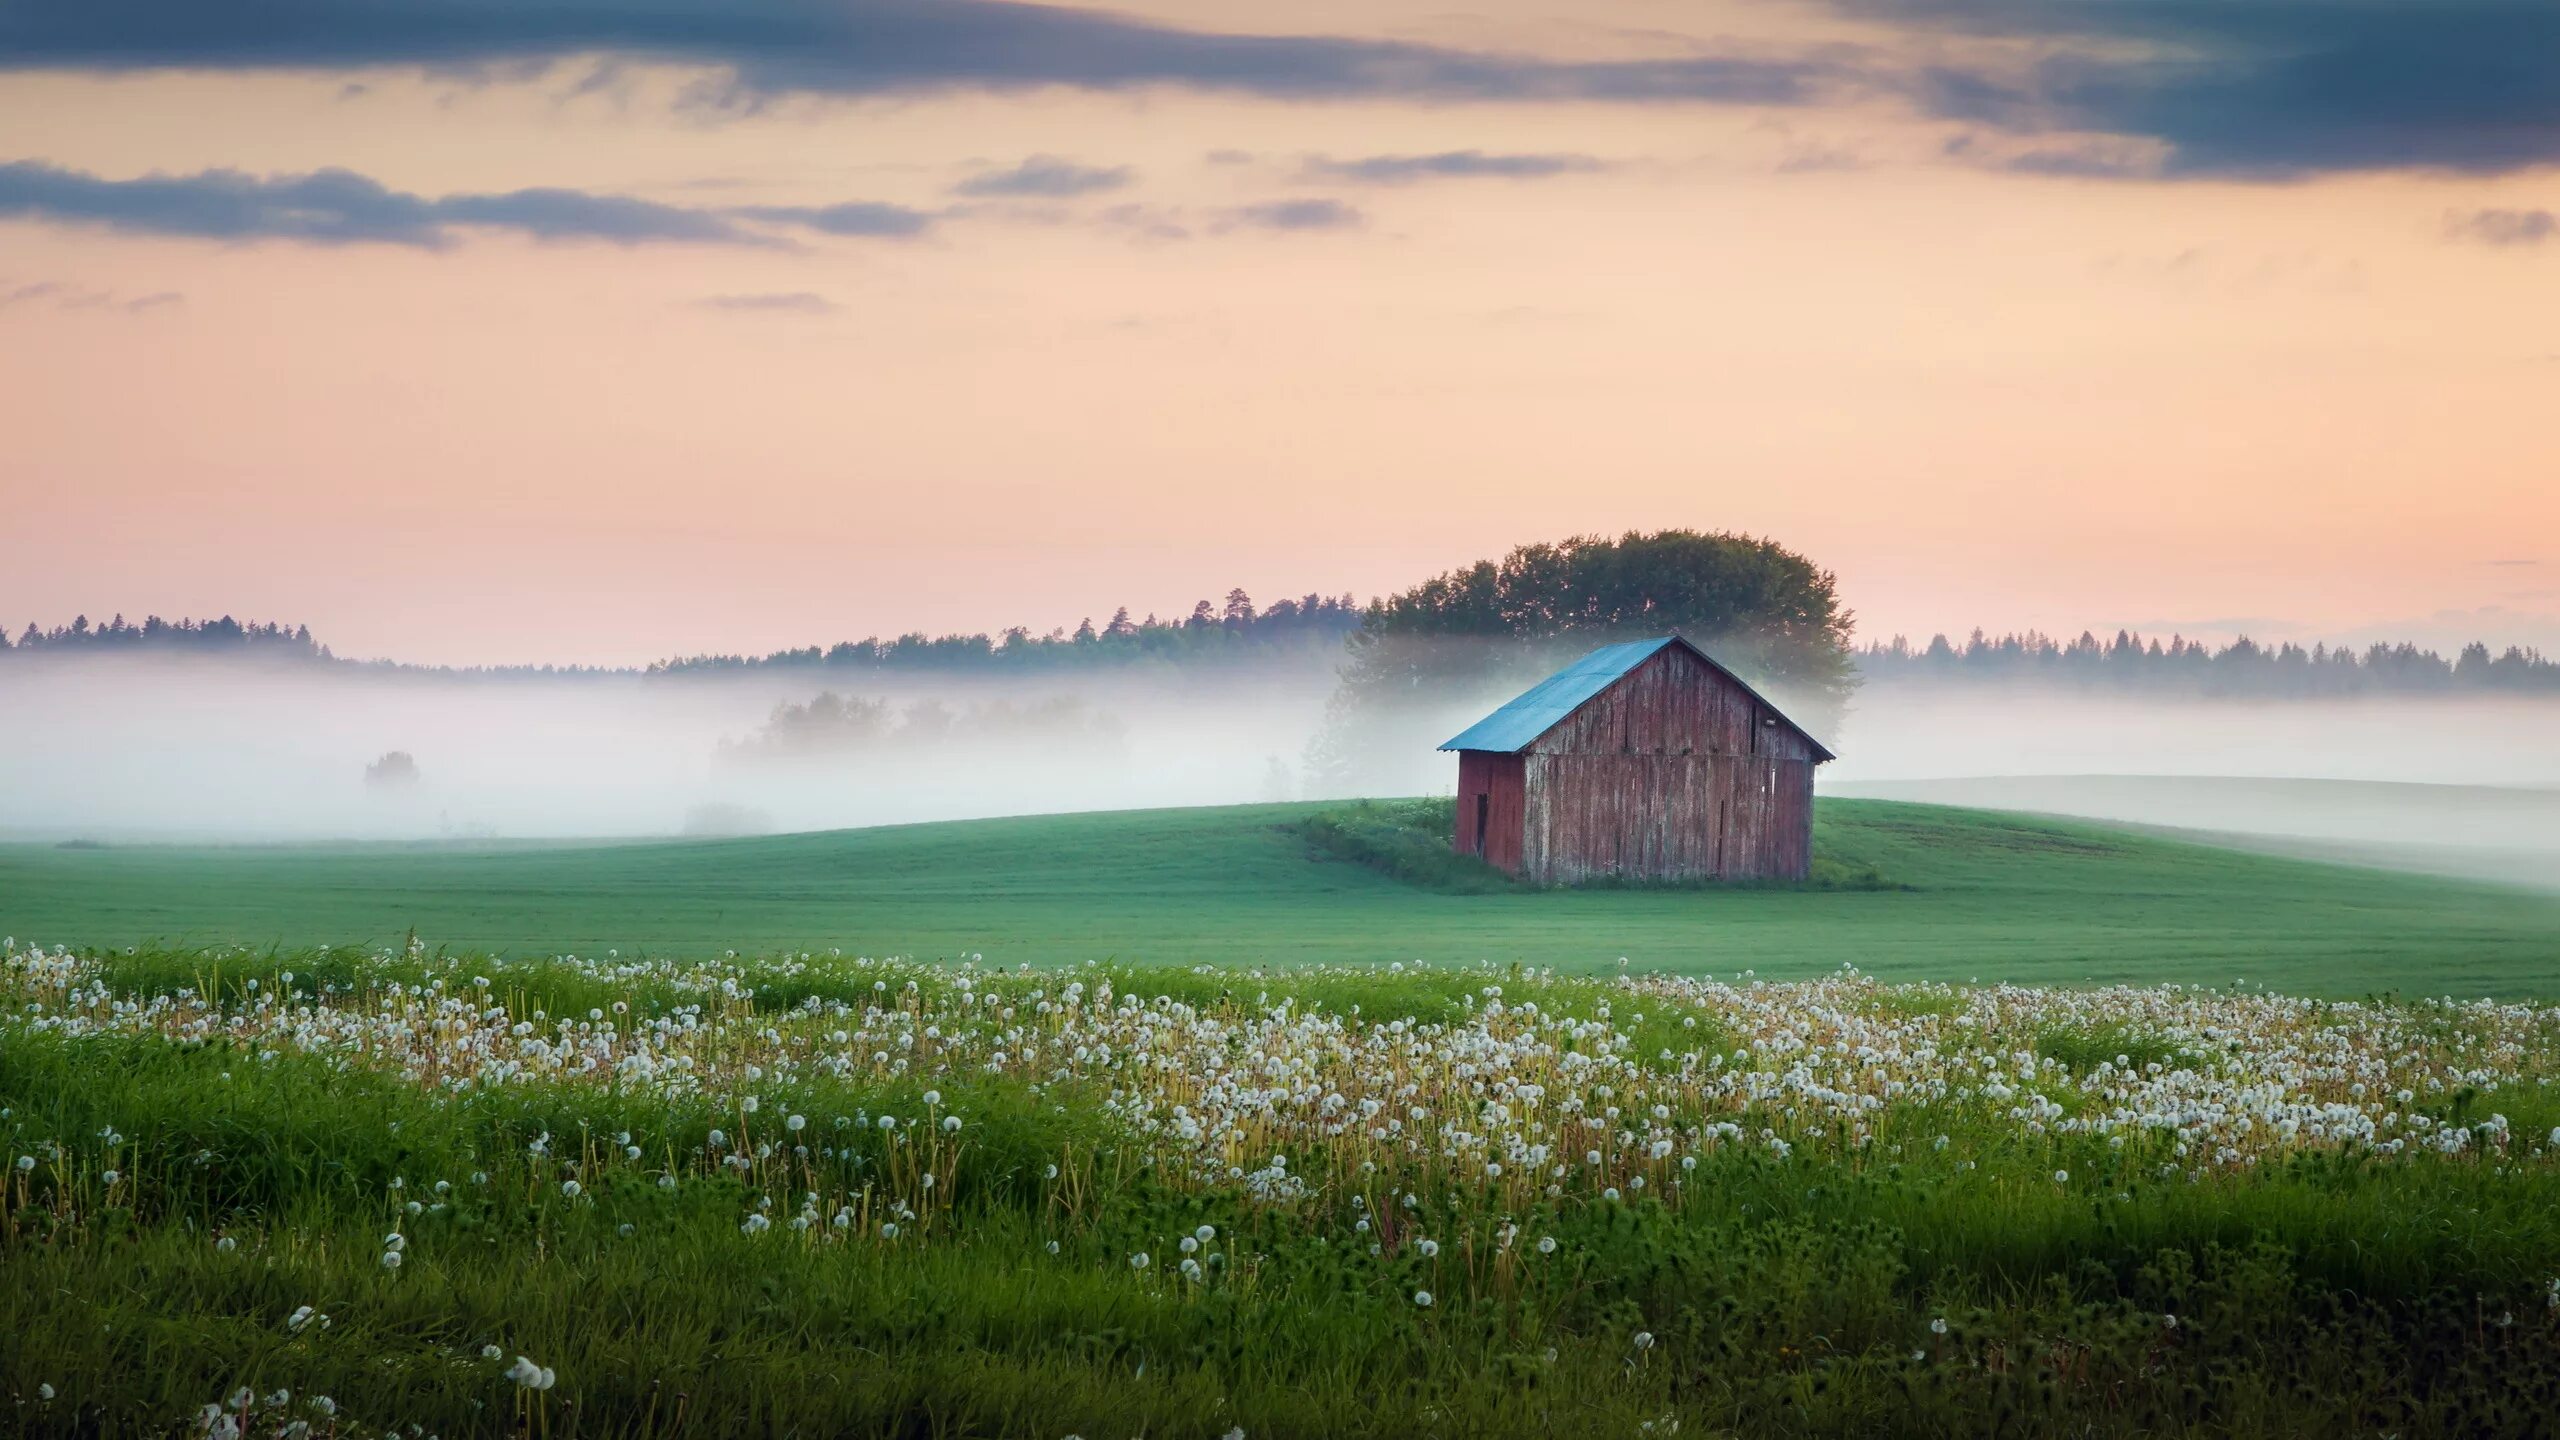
left=2, top=0, right=2556, bottom=667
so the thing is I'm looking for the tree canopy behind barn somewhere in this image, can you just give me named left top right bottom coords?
left=1309, top=531, right=1855, bottom=787
left=1353, top=530, right=1854, bottom=701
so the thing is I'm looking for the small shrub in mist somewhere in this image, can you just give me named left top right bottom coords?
left=723, top=692, right=1126, bottom=763
left=681, top=802, right=776, bottom=838
left=363, top=750, right=420, bottom=788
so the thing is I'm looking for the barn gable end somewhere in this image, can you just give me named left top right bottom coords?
left=1440, top=636, right=1831, bottom=885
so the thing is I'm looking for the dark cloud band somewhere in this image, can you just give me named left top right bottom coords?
left=0, top=0, right=1832, bottom=107
left=1302, top=151, right=1606, bottom=184
left=0, top=160, right=931, bottom=246
left=952, top=156, right=1133, bottom=198
left=2, top=0, right=2551, bottom=178
left=1869, top=0, right=2560, bottom=178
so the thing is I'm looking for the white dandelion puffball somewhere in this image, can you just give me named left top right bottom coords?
left=560, top=1180, right=581, bottom=1199
left=380, top=1250, right=403, bottom=1270
left=1413, top=1290, right=1433, bottom=1307
left=1130, top=1252, right=1151, bottom=1270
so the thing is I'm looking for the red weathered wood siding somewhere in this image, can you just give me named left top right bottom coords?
left=1454, top=643, right=1821, bottom=885
left=1455, top=749, right=1527, bottom=875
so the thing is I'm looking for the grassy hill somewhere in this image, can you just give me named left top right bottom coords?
left=1829, top=775, right=2560, bottom=890
left=4, top=798, right=2556, bottom=994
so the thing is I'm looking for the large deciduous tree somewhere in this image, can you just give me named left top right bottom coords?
left=1309, top=530, right=1856, bottom=789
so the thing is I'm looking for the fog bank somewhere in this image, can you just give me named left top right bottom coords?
left=5, top=659, right=2557, bottom=852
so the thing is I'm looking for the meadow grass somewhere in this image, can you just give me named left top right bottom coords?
left=1295, top=798, right=1898, bottom=893
left=9, top=941, right=2560, bottom=1437
left=5, top=799, right=2559, bottom=995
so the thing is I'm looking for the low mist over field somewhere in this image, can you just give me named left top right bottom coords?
left=0, top=656, right=1335, bottom=841
left=6, top=649, right=2558, bottom=851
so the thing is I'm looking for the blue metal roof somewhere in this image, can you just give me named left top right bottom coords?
left=1439, top=637, right=1678, bottom=752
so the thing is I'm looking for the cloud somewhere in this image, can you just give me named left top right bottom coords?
left=2446, top=208, right=2557, bottom=247
left=1774, top=142, right=1865, bottom=174
left=1300, top=150, right=1605, bottom=185
left=952, top=155, right=1132, bottom=198
left=0, top=159, right=933, bottom=246
left=1218, top=198, right=1361, bottom=232
left=1097, top=203, right=1191, bottom=242
left=730, top=200, right=933, bottom=237
left=697, top=291, right=837, bottom=313
left=6, top=0, right=2548, bottom=180
left=0, top=277, right=184, bottom=312
left=1094, top=197, right=1358, bottom=240
left=1859, top=0, right=2560, bottom=178
left=0, top=0, right=1838, bottom=108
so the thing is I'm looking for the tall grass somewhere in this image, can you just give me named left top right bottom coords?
left=9, top=944, right=2560, bottom=1437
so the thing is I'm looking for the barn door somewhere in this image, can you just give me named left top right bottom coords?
left=1474, top=793, right=1490, bottom=855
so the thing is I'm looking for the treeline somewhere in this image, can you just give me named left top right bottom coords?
left=6, top=614, right=329, bottom=658
left=650, top=591, right=1362, bottom=675
left=1862, top=630, right=2560, bottom=696
left=15, top=602, right=2560, bottom=702
left=0, top=592, right=1362, bottom=678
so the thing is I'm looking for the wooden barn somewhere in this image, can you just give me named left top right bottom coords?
left=1441, top=635, right=1834, bottom=884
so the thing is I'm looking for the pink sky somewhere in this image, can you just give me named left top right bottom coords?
left=2, top=0, right=2555, bottom=666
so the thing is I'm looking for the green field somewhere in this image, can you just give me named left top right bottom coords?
left=5, top=799, right=2557, bottom=994
left=14, top=799, right=2560, bottom=1436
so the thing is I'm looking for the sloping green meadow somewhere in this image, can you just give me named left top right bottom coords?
left=5, top=799, right=2558, bottom=994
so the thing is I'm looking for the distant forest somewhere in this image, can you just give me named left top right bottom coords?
left=11, top=603, right=2560, bottom=698
left=8, top=613, right=331, bottom=658
left=1861, top=629, right=2560, bottom=696
left=653, top=592, right=1365, bottom=675
left=1, top=594, right=1363, bottom=678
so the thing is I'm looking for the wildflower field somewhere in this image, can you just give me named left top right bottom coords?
left=10, top=935, right=2560, bottom=1438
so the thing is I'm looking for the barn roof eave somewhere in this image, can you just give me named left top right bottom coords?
left=1436, top=633, right=1837, bottom=762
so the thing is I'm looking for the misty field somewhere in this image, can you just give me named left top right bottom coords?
left=10, top=937, right=2560, bottom=1438
left=5, top=800, right=2559, bottom=995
